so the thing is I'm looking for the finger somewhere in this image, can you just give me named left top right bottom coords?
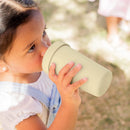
left=58, top=62, right=74, bottom=81
left=63, top=64, right=82, bottom=85
left=49, top=63, right=57, bottom=81
left=69, top=78, right=88, bottom=91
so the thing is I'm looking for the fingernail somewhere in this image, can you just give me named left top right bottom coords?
left=83, top=78, right=88, bottom=81
left=68, top=61, right=74, bottom=65
left=76, top=64, right=82, bottom=68
left=51, top=63, right=55, bottom=66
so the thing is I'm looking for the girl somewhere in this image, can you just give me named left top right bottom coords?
left=98, top=0, right=130, bottom=44
left=0, top=0, right=87, bottom=130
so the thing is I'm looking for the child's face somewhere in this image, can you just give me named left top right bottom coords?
left=4, top=10, right=51, bottom=74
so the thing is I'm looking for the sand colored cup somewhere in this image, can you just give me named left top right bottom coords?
left=42, top=41, right=112, bottom=97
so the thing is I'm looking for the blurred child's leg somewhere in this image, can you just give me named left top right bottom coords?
left=106, top=16, right=119, bottom=41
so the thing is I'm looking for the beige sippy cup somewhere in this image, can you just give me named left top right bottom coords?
left=42, top=41, right=112, bottom=97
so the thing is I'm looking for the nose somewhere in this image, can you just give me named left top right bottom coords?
left=41, top=35, right=51, bottom=56
left=41, top=41, right=50, bottom=57
left=45, top=35, right=51, bottom=46
left=41, top=46, right=48, bottom=57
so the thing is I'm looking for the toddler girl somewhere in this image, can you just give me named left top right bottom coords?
left=98, top=0, right=130, bottom=44
left=0, top=0, right=87, bottom=130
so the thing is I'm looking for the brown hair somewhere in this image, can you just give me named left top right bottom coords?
left=0, top=0, right=38, bottom=59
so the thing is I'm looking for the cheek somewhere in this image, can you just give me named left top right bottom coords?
left=6, top=51, right=43, bottom=73
left=26, top=56, right=43, bottom=67
left=35, top=56, right=43, bottom=66
left=16, top=56, right=43, bottom=72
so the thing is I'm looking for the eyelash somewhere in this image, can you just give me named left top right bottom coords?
left=28, top=44, right=36, bottom=53
left=43, top=30, right=46, bottom=37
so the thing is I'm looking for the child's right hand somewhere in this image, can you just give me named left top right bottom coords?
left=49, top=62, right=88, bottom=107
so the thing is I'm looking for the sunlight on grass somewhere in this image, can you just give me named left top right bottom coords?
left=86, top=35, right=130, bottom=79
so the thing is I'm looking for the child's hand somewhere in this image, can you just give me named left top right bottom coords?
left=49, top=62, right=87, bottom=107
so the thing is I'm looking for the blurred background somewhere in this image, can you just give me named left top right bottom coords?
left=36, top=0, right=130, bottom=129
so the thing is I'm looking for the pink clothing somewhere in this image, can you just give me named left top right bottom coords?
left=98, top=0, right=130, bottom=21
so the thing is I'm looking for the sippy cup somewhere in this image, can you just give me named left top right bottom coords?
left=42, top=41, right=112, bottom=97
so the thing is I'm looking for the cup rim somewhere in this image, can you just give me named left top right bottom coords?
left=42, top=41, right=69, bottom=73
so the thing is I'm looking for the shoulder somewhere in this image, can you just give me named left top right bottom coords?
left=0, top=91, right=42, bottom=130
left=0, top=90, right=42, bottom=112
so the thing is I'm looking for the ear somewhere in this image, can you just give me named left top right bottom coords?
left=0, top=60, right=8, bottom=72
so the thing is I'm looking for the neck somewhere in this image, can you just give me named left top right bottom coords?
left=0, top=72, right=41, bottom=84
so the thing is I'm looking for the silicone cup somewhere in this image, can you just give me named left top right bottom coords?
left=42, top=41, right=112, bottom=97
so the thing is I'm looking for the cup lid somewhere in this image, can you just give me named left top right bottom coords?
left=42, top=41, right=69, bottom=74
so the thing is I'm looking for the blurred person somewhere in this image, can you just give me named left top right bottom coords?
left=98, top=0, right=130, bottom=46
